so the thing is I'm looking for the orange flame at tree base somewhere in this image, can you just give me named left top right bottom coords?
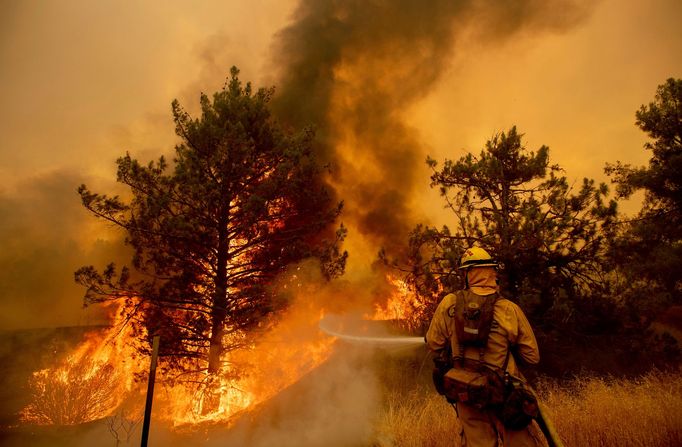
left=21, top=268, right=423, bottom=429
left=21, top=285, right=337, bottom=428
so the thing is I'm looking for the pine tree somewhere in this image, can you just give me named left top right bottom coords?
left=76, top=67, right=346, bottom=381
left=402, top=127, right=616, bottom=328
left=606, top=78, right=682, bottom=304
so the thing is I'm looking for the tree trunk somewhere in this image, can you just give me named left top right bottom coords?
left=207, top=289, right=226, bottom=375
left=204, top=212, right=229, bottom=414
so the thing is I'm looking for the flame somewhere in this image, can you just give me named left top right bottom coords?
left=366, top=274, right=425, bottom=333
left=21, top=301, right=146, bottom=425
left=20, top=272, right=423, bottom=430
left=157, top=302, right=335, bottom=428
left=21, top=276, right=336, bottom=428
left=371, top=274, right=418, bottom=321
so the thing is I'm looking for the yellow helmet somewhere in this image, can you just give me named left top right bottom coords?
left=458, top=247, right=498, bottom=269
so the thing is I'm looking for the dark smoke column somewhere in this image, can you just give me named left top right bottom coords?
left=270, top=0, right=595, bottom=260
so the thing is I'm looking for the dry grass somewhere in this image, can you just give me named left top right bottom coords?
left=374, top=385, right=460, bottom=447
left=373, top=362, right=682, bottom=447
left=537, top=370, right=682, bottom=447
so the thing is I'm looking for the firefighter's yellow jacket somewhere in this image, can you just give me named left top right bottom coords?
left=426, top=268, right=539, bottom=376
left=426, top=292, right=539, bottom=377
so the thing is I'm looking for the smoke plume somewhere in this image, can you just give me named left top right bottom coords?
left=269, top=0, right=596, bottom=259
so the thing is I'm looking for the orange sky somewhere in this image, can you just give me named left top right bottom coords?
left=409, top=0, right=682, bottom=220
left=0, top=0, right=680, bottom=329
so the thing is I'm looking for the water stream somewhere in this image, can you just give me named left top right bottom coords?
left=319, top=314, right=425, bottom=347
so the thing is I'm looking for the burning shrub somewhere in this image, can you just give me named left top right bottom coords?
left=21, top=356, right=120, bottom=425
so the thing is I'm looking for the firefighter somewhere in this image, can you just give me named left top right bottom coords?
left=426, top=247, right=541, bottom=447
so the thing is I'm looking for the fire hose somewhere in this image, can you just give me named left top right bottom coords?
left=535, top=398, right=565, bottom=447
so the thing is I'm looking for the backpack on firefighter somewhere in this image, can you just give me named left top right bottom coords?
left=432, top=289, right=539, bottom=429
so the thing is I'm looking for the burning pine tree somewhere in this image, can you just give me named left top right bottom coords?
left=75, top=67, right=345, bottom=413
